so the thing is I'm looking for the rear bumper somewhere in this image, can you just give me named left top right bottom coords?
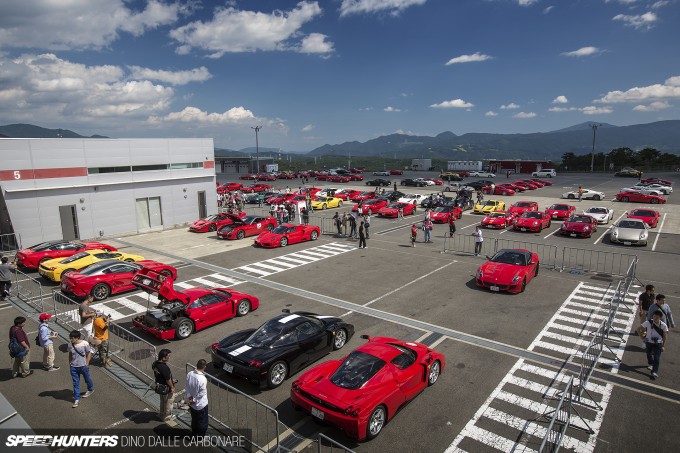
left=290, top=389, right=363, bottom=440
left=132, top=317, right=175, bottom=340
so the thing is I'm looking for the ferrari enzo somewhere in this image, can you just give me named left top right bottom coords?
left=39, top=249, right=144, bottom=282
left=254, top=224, right=320, bottom=248
left=217, top=215, right=277, bottom=240
left=189, top=212, right=247, bottom=232
left=15, top=240, right=117, bottom=269
left=560, top=215, right=598, bottom=238
left=476, top=248, right=539, bottom=293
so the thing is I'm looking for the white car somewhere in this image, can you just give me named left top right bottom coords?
left=620, top=186, right=665, bottom=196
left=317, top=188, right=340, bottom=197
left=562, top=189, right=606, bottom=201
left=398, top=193, right=429, bottom=204
left=631, top=183, right=672, bottom=195
left=414, top=178, right=435, bottom=186
left=469, top=171, right=496, bottom=178
left=532, top=169, right=557, bottom=178
left=583, top=207, right=614, bottom=224
left=373, top=171, right=390, bottom=176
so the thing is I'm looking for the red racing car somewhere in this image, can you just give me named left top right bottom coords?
left=255, top=224, right=320, bottom=248
left=249, top=183, right=271, bottom=192
left=189, top=212, right=247, bottom=232
left=351, top=191, right=376, bottom=203
left=334, top=189, right=362, bottom=201
left=389, top=169, right=404, bottom=175
left=483, top=185, right=516, bottom=196
left=626, top=208, right=660, bottom=228
left=482, top=211, right=516, bottom=229
left=508, top=201, right=539, bottom=216
left=476, top=248, right=539, bottom=293
left=545, top=203, right=576, bottom=220
left=15, top=240, right=117, bottom=269
left=616, top=191, right=666, bottom=204
left=353, top=199, right=388, bottom=215
left=560, top=214, right=598, bottom=238
left=513, top=211, right=551, bottom=232
left=430, top=206, right=462, bottom=223
left=377, top=202, right=415, bottom=218
left=291, top=335, right=444, bottom=440
left=328, top=175, right=351, bottom=183
left=239, top=174, right=257, bottom=180
left=60, top=259, right=177, bottom=301
left=217, top=215, right=277, bottom=240
left=267, top=193, right=297, bottom=204
left=348, top=174, right=364, bottom=181
left=640, top=178, right=672, bottom=186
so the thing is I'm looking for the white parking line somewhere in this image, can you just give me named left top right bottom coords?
left=429, top=335, right=447, bottom=349
left=652, top=212, right=667, bottom=251
left=459, top=222, right=479, bottom=230
left=542, top=227, right=559, bottom=239
left=415, top=331, right=432, bottom=343
left=593, top=212, right=626, bottom=245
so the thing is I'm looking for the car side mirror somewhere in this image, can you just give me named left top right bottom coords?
left=360, top=334, right=371, bottom=340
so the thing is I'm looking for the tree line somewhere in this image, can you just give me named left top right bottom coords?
left=559, top=147, right=680, bottom=172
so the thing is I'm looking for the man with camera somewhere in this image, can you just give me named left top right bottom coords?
left=92, top=311, right=112, bottom=367
left=38, top=313, right=60, bottom=371
left=152, top=349, right=176, bottom=423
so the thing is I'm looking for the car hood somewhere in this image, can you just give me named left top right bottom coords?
left=219, top=342, right=283, bottom=364
left=586, top=213, right=607, bottom=220
left=191, top=220, right=210, bottom=227
left=563, top=222, right=591, bottom=231
left=546, top=209, right=569, bottom=216
left=508, top=207, right=528, bottom=214
left=612, top=227, right=647, bottom=240
left=483, top=217, right=506, bottom=224
left=479, top=262, right=522, bottom=283
left=515, top=217, right=540, bottom=225
left=628, top=215, right=653, bottom=223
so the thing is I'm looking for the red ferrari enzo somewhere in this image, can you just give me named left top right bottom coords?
left=16, top=240, right=117, bottom=269
left=482, top=211, right=516, bottom=229
left=377, top=202, right=415, bottom=218
left=476, top=248, right=539, bottom=293
left=60, top=259, right=177, bottom=300
left=353, top=199, right=388, bottom=215
left=508, top=201, right=539, bottom=215
left=189, top=212, right=246, bottom=232
left=217, top=215, right=277, bottom=240
left=512, top=211, right=551, bottom=232
left=254, top=224, right=320, bottom=248
left=560, top=214, right=598, bottom=238
left=291, top=336, right=444, bottom=440
left=545, top=204, right=575, bottom=220
left=626, top=208, right=660, bottom=228
left=616, top=191, right=666, bottom=204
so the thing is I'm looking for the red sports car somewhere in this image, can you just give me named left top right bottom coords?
left=616, top=191, right=666, bottom=204
left=348, top=174, right=364, bottom=181
left=223, top=182, right=244, bottom=191
left=131, top=271, right=258, bottom=340
left=626, top=208, right=660, bottom=228
left=255, top=224, right=320, bottom=248
left=430, top=206, right=462, bottom=223
left=239, top=174, right=257, bottom=180
left=425, top=178, right=444, bottom=185
left=257, top=173, right=277, bottom=181
left=482, top=211, right=516, bottom=229
left=531, top=178, right=553, bottom=186
left=189, top=212, right=247, bottom=232
left=353, top=199, right=388, bottom=215
left=60, top=259, right=177, bottom=301
left=521, top=179, right=544, bottom=188
left=389, top=169, right=404, bottom=175
left=641, top=178, right=672, bottom=186
left=315, top=173, right=330, bottom=181
left=350, top=168, right=364, bottom=174
left=504, top=183, right=526, bottom=192
left=483, top=185, right=516, bottom=196
left=217, top=215, right=277, bottom=240
left=334, top=189, right=362, bottom=201
left=249, top=183, right=271, bottom=192
left=546, top=203, right=576, bottom=220
left=377, top=202, right=415, bottom=218
left=15, top=240, right=117, bottom=269
left=277, top=172, right=296, bottom=179
left=302, top=187, right=322, bottom=197
left=513, top=211, right=551, bottom=232
left=514, top=181, right=538, bottom=190
left=508, top=201, right=539, bottom=216
left=328, top=175, right=351, bottom=183
left=560, top=214, right=598, bottom=238
left=351, top=191, right=376, bottom=202
left=476, top=248, right=539, bottom=293
left=291, top=336, right=445, bottom=440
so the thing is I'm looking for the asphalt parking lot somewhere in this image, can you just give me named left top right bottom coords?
left=4, top=170, right=680, bottom=453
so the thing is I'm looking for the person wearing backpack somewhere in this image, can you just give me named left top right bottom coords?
left=68, top=330, right=93, bottom=408
left=638, top=310, right=668, bottom=379
left=9, top=316, right=31, bottom=378
left=38, top=313, right=60, bottom=371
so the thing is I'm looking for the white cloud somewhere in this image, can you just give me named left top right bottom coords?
left=339, top=0, right=427, bottom=17
left=513, top=111, right=537, bottom=118
left=395, top=129, right=417, bottom=135
left=561, top=46, right=601, bottom=57
left=445, top=52, right=492, bottom=65
left=552, top=95, right=569, bottom=104
left=358, top=107, right=373, bottom=111
left=596, top=75, right=680, bottom=103
left=430, top=99, right=474, bottom=109
left=543, top=6, right=555, bottom=14
left=652, top=1, right=669, bottom=8
left=517, top=0, right=539, bottom=5
left=548, top=107, right=578, bottom=112
left=0, top=0, right=181, bottom=50
left=151, top=106, right=256, bottom=124
left=500, top=103, right=520, bottom=109
left=485, top=111, right=498, bottom=117
left=384, top=106, right=401, bottom=112
left=612, top=12, right=657, bottom=30
left=581, top=106, right=613, bottom=115
left=302, top=124, right=315, bottom=132
left=633, top=101, right=671, bottom=112
left=127, top=66, right=212, bottom=85
left=169, top=1, right=332, bottom=57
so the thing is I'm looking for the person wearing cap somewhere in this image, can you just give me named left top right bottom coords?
left=39, top=313, right=60, bottom=371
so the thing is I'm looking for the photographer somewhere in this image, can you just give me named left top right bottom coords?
left=92, top=311, right=111, bottom=367
left=152, top=349, right=176, bottom=423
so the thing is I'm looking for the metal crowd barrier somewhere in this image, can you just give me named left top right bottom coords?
left=185, top=363, right=281, bottom=453
left=539, top=377, right=593, bottom=453
left=560, top=247, right=637, bottom=277
left=0, top=232, right=21, bottom=254
left=13, top=268, right=47, bottom=312
left=307, top=215, right=336, bottom=235
left=441, top=233, right=494, bottom=256
left=495, top=238, right=559, bottom=270
left=577, top=322, right=605, bottom=407
left=316, top=433, right=356, bottom=453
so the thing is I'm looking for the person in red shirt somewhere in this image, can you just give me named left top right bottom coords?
left=410, top=224, right=418, bottom=247
left=448, top=214, right=456, bottom=237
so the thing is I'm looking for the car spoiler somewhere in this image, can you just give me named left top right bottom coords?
left=131, top=268, right=189, bottom=304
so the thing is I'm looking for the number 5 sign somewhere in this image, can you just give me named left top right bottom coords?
left=14, top=170, right=21, bottom=179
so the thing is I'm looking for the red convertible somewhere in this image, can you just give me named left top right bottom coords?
left=626, top=208, right=660, bottom=228
left=353, top=199, right=388, bottom=215
left=351, top=191, right=376, bottom=202
left=189, top=212, right=246, bottom=232
left=430, top=206, right=462, bottom=223
left=508, top=201, right=539, bottom=216
left=513, top=211, right=551, bottom=232
left=560, top=214, right=598, bottom=238
left=60, top=259, right=177, bottom=301
left=131, top=270, right=258, bottom=340
left=16, top=240, right=116, bottom=269
left=482, top=211, right=516, bottom=229
left=616, top=191, right=666, bottom=204
left=546, top=203, right=576, bottom=220
left=217, top=215, right=277, bottom=240
left=377, top=202, right=415, bottom=218
left=255, top=224, right=320, bottom=248
left=476, top=248, right=539, bottom=293
left=334, top=189, right=362, bottom=201
left=291, top=335, right=444, bottom=440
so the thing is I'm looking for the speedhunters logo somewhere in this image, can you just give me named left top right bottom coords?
left=6, top=435, right=118, bottom=447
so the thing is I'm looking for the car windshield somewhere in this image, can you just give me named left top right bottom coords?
left=29, top=241, right=66, bottom=251
left=549, top=205, right=568, bottom=210
left=491, top=250, right=529, bottom=266
left=515, top=202, right=533, bottom=207
left=387, top=203, right=400, bottom=209
left=80, top=261, right=139, bottom=275
left=483, top=201, right=496, bottom=207
left=618, top=221, right=644, bottom=229
left=244, top=320, right=291, bottom=348
left=488, top=213, right=506, bottom=218
left=241, top=216, right=257, bottom=224
left=434, top=207, right=450, bottom=213
left=330, top=351, right=386, bottom=390
left=587, top=208, right=607, bottom=214
left=522, top=212, right=542, bottom=219
left=271, top=226, right=289, bottom=234
left=631, top=210, right=654, bottom=216
left=570, top=216, right=591, bottom=223
left=360, top=192, right=372, bottom=196
left=60, top=252, right=89, bottom=263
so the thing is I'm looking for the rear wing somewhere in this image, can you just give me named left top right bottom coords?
left=132, top=268, right=189, bottom=303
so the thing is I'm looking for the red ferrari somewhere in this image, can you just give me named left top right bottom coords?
left=267, top=193, right=297, bottom=204
left=389, top=169, right=404, bottom=175
left=328, top=175, right=351, bottom=183
left=425, top=178, right=444, bottom=185
left=430, top=206, right=462, bottom=223
left=482, top=211, right=516, bottom=229
left=348, top=174, right=364, bottom=181
left=546, top=204, right=576, bottom=220
left=16, top=240, right=117, bottom=269
left=334, top=189, right=362, bottom=201
left=560, top=214, right=598, bottom=238
left=189, top=212, right=246, bottom=232
left=483, top=185, right=516, bottom=196
left=513, top=211, right=551, bottom=232
left=223, top=182, right=244, bottom=191
left=353, top=199, right=388, bottom=215
left=249, top=183, right=271, bottom=192
left=521, top=179, right=544, bottom=188
left=641, top=178, right=672, bottom=186
left=291, top=336, right=445, bottom=440
left=514, top=181, right=538, bottom=190
left=531, top=178, right=553, bottom=186
left=60, top=259, right=177, bottom=300
left=616, top=191, right=666, bottom=204
left=377, top=202, right=415, bottom=218
left=239, top=174, right=257, bottom=180
left=508, top=201, right=539, bottom=216
left=217, top=215, right=277, bottom=240
left=255, top=224, right=320, bottom=248
left=626, top=208, right=660, bottom=228
left=504, top=183, right=526, bottom=192
left=476, top=248, right=539, bottom=293
left=351, top=191, right=376, bottom=202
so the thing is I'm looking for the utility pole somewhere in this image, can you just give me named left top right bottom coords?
left=251, top=126, right=262, bottom=173
left=590, top=123, right=601, bottom=173
left=348, top=152, right=351, bottom=169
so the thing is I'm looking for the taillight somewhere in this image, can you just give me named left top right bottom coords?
left=249, top=360, right=262, bottom=367
left=211, top=343, right=219, bottom=350
left=291, top=380, right=301, bottom=392
left=343, top=406, right=361, bottom=417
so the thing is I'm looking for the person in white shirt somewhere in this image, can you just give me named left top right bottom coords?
left=639, top=310, right=668, bottom=379
left=185, top=359, right=209, bottom=437
left=472, top=226, right=484, bottom=256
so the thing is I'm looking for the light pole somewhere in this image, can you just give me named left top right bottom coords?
left=590, top=123, right=601, bottom=173
left=603, top=152, right=609, bottom=173
left=251, top=126, right=262, bottom=173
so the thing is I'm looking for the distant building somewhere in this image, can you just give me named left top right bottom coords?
left=488, top=159, right=553, bottom=175
left=215, top=156, right=276, bottom=180
left=411, top=158, right=432, bottom=171
left=447, top=160, right=482, bottom=172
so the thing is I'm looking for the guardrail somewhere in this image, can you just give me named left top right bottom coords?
left=539, top=377, right=593, bottom=453
left=441, top=233, right=494, bottom=257
left=307, top=215, right=336, bottom=235
left=0, top=232, right=21, bottom=254
left=185, top=363, right=281, bottom=453
left=577, top=323, right=605, bottom=409
left=13, top=268, right=47, bottom=312
left=560, top=247, right=637, bottom=277
left=495, top=238, right=559, bottom=270
left=316, top=433, right=356, bottom=453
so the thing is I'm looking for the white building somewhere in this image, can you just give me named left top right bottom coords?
left=411, top=158, right=432, bottom=171
left=0, top=138, right=216, bottom=247
left=447, top=160, right=483, bottom=172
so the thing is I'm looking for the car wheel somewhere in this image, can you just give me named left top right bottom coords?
left=333, top=328, right=348, bottom=350
left=593, top=195, right=601, bottom=201
left=310, top=230, right=319, bottom=241
left=621, top=196, right=629, bottom=202
left=567, top=194, right=575, bottom=199
left=236, top=299, right=251, bottom=316
left=161, top=269, right=173, bottom=278
left=124, top=258, right=135, bottom=262
left=172, top=317, right=194, bottom=339
left=651, top=198, right=659, bottom=204
left=236, top=230, right=245, bottom=240
left=91, top=283, right=111, bottom=301
left=428, top=360, right=441, bottom=386
left=267, top=361, right=288, bottom=389
left=520, top=278, right=527, bottom=293
left=535, top=263, right=540, bottom=276
left=338, top=201, right=343, bottom=206
left=322, top=204, right=327, bottom=210
left=209, top=224, right=216, bottom=232
left=366, top=405, right=387, bottom=440
left=280, top=237, right=288, bottom=247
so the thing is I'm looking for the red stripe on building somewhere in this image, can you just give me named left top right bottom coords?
left=203, top=161, right=215, bottom=169
left=0, top=167, right=88, bottom=181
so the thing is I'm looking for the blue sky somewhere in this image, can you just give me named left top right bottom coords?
left=1, top=0, right=678, bottom=152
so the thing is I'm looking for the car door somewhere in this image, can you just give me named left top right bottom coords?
left=191, top=292, right=231, bottom=330
left=389, top=348, right=424, bottom=401
left=106, top=262, right=139, bottom=292
left=295, top=319, right=328, bottom=368
left=288, top=226, right=303, bottom=244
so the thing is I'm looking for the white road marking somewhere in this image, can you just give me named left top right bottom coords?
left=594, top=212, right=626, bottom=245
left=414, top=331, right=432, bottom=343
left=429, top=335, right=447, bottom=349
left=652, top=212, right=667, bottom=251
left=542, top=227, right=559, bottom=239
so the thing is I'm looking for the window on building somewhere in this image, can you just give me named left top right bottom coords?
left=131, top=164, right=167, bottom=172
left=88, top=166, right=131, bottom=174
left=169, top=162, right=203, bottom=169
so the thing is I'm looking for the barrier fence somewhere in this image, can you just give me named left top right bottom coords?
left=12, top=268, right=48, bottom=312
left=577, top=322, right=605, bottom=408
left=539, top=377, right=593, bottom=453
left=307, top=215, right=336, bottom=235
left=0, top=232, right=21, bottom=254
left=495, top=238, right=559, bottom=270
left=560, top=247, right=637, bottom=277
left=316, top=433, right=356, bottom=453
left=185, top=363, right=280, bottom=453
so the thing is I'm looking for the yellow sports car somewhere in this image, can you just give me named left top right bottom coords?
left=38, top=249, right=145, bottom=282
left=439, top=172, right=459, bottom=179
left=474, top=200, right=506, bottom=214
left=311, top=196, right=343, bottom=210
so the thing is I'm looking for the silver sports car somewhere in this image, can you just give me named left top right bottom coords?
left=609, top=218, right=650, bottom=246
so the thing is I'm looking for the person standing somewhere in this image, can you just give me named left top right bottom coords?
left=412, top=200, right=417, bottom=214
left=79, top=295, right=96, bottom=340
left=0, top=256, right=16, bottom=300
left=647, top=294, right=675, bottom=329
left=490, top=183, right=495, bottom=194
left=393, top=182, right=397, bottom=192
left=186, top=359, right=209, bottom=437
left=38, top=313, right=59, bottom=371
left=410, top=223, right=418, bottom=247
left=448, top=213, right=456, bottom=238
left=638, top=284, right=655, bottom=326
left=422, top=218, right=433, bottom=243
left=398, top=206, right=404, bottom=219
left=639, top=310, right=668, bottom=379
left=153, top=349, right=176, bottom=422
left=10, top=316, right=31, bottom=378
left=364, top=214, right=371, bottom=239
left=358, top=221, right=367, bottom=249
left=93, top=312, right=111, bottom=367
left=349, top=213, right=357, bottom=239
left=68, top=330, right=93, bottom=408
left=341, top=213, right=348, bottom=236
left=578, top=186, right=584, bottom=202
left=472, top=225, right=483, bottom=256
left=333, top=212, right=341, bottom=235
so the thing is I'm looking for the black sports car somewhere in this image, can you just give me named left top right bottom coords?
left=366, top=179, right=391, bottom=186
left=210, top=310, right=355, bottom=389
left=400, top=178, right=426, bottom=187
left=377, top=190, right=406, bottom=202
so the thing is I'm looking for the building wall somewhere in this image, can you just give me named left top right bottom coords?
left=447, top=160, right=482, bottom=171
left=411, top=159, right=432, bottom=171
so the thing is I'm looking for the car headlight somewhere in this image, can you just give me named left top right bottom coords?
left=640, top=232, right=648, bottom=239
left=532, top=221, right=538, bottom=226
left=512, top=274, right=521, bottom=283
left=611, top=230, right=618, bottom=237
left=477, top=269, right=483, bottom=278
left=584, top=226, right=590, bottom=230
